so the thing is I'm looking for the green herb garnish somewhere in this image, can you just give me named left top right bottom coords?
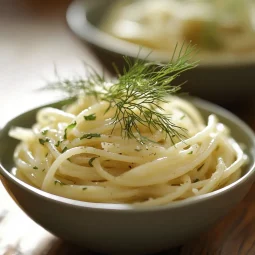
left=88, top=157, right=99, bottom=167
left=39, top=138, right=49, bottom=145
left=44, top=44, right=197, bottom=144
left=64, top=121, right=77, bottom=140
left=55, top=140, right=61, bottom=147
left=54, top=180, right=66, bottom=186
left=33, top=166, right=38, bottom=170
left=188, top=151, right=193, bottom=155
left=80, top=133, right=101, bottom=140
left=82, top=187, right=87, bottom=191
left=84, top=113, right=96, bottom=121
left=61, top=147, right=68, bottom=153
left=41, top=129, right=48, bottom=135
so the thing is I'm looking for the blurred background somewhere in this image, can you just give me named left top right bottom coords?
left=66, top=0, right=255, bottom=105
left=0, top=0, right=255, bottom=254
left=0, top=0, right=101, bottom=125
left=1, top=0, right=255, bottom=130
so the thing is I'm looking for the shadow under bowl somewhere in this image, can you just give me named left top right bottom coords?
left=66, top=0, right=255, bottom=105
left=0, top=97, right=255, bottom=254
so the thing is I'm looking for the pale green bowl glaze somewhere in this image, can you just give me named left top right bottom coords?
left=0, top=97, right=255, bottom=254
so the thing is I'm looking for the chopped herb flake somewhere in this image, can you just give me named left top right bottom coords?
left=39, top=138, right=49, bottom=145
left=80, top=133, right=101, bottom=140
left=82, top=187, right=87, bottom=191
left=55, top=140, right=61, bottom=147
left=33, top=166, right=38, bottom=170
left=188, top=151, right=193, bottom=155
left=180, top=115, right=185, bottom=120
left=41, top=129, right=48, bottom=135
left=45, top=153, right=49, bottom=157
left=84, top=113, right=96, bottom=121
left=61, top=147, right=68, bottom=153
left=64, top=121, right=77, bottom=139
left=54, top=180, right=66, bottom=186
left=68, top=121, right=77, bottom=129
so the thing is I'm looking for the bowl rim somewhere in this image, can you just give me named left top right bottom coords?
left=66, top=0, right=255, bottom=68
left=0, top=96, right=255, bottom=212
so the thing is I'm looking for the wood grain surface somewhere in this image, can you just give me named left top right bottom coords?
left=0, top=1, right=255, bottom=254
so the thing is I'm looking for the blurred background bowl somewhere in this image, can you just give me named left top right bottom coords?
left=66, top=0, right=255, bottom=105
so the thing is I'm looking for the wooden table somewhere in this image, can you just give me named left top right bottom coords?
left=0, top=1, right=255, bottom=254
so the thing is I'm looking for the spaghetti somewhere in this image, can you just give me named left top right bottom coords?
left=9, top=95, right=247, bottom=206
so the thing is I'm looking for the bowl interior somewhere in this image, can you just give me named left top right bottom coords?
left=0, top=97, right=255, bottom=189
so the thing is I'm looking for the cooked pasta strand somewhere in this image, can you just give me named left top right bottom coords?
left=10, top=96, right=247, bottom=206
